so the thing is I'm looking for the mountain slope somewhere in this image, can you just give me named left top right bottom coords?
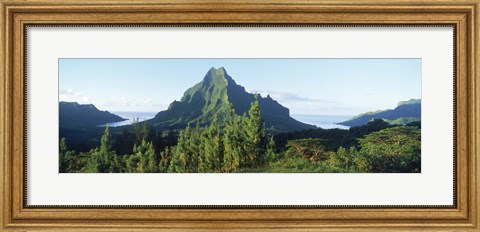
left=148, top=67, right=315, bottom=132
left=339, top=99, right=421, bottom=127
left=59, top=101, right=126, bottom=128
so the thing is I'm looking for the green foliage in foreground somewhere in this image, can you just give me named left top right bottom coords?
left=358, top=126, right=421, bottom=172
left=59, top=101, right=421, bottom=173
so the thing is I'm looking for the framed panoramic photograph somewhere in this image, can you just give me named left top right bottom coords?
left=1, top=0, right=479, bottom=231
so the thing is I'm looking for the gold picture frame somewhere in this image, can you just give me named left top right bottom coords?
left=1, top=0, right=479, bottom=230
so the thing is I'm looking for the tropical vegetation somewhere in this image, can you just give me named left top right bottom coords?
left=59, top=100, right=421, bottom=173
left=59, top=67, right=421, bottom=173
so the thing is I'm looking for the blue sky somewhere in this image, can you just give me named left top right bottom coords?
left=59, top=58, right=421, bottom=116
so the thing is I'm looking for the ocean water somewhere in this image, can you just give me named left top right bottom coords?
left=100, top=112, right=352, bottom=130
left=291, top=114, right=352, bottom=130
left=99, top=111, right=157, bottom=127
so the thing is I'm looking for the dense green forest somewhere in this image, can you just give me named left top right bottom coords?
left=59, top=100, right=421, bottom=173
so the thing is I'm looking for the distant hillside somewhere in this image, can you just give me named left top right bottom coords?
left=147, top=67, right=315, bottom=133
left=398, top=99, right=421, bottom=106
left=59, top=101, right=126, bottom=128
left=339, top=99, right=421, bottom=127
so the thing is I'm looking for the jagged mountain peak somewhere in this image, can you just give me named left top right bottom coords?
left=202, top=67, right=235, bottom=86
left=149, top=67, right=315, bottom=133
left=206, top=66, right=226, bottom=76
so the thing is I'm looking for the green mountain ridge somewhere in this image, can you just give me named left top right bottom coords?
left=350, top=109, right=387, bottom=120
left=59, top=101, right=127, bottom=128
left=385, top=117, right=420, bottom=125
left=397, top=99, right=421, bottom=106
left=148, top=67, right=316, bottom=133
left=339, top=98, right=421, bottom=127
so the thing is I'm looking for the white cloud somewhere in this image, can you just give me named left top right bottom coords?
left=103, top=97, right=166, bottom=110
left=59, top=88, right=91, bottom=104
left=245, top=89, right=363, bottom=115
left=59, top=90, right=169, bottom=111
left=249, top=89, right=333, bottom=103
